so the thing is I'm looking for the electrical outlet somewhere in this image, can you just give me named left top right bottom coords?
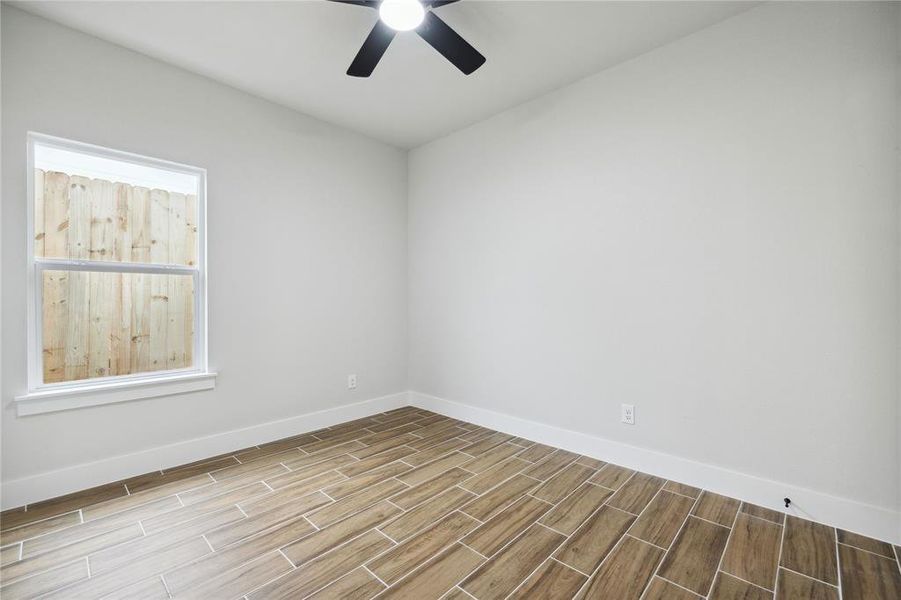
left=347, top=374, right=357, bottom=390
left=621, top=404, right=635, bottom=425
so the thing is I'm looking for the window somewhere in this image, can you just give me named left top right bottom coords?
left=18, top=133, right=214, bottom=415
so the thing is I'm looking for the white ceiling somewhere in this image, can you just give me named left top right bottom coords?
left=14, top=1, right=758, bottom=148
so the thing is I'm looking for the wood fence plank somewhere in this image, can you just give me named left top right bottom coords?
left=42, top=271, right=68, bottom=383
left=88, top=271, right=115, bottom=378
left=64, top=177, right=93, bottom=381
left=42, top=171, right=69, bottom=258
left=149, top=190, right=170, bottom=371
left=39, top=171, right=70, bottom=383
left=130, top=187, right=152, bottom=374
left=166, top=193, right=187, bottom=368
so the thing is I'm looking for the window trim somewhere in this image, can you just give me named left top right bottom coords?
left=17, top=132, right=213, bottom=416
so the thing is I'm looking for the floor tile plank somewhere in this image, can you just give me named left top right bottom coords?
left=554, top=505, right=635, bottom=574
left=508, top=558, right=586, bottom=599
left=463, top=495, right=553, bottom=557
left=206, top=492, right=330, bottom=549
left=459, top=474, right=540, bottom=521
left=657, top=516, right=731, bottom=596
left=539, top=482, right=614, bottom=536
left=379, top=486, right=477, bottom=542
left=776, top=568, right=838, bottom=600
left=838, top=543, right=901, bottom=600
left=643, top=576, right=703, bottom=599
left=517, top=443, right=556, bottom=463
left=461, top=524, right=565, bottom=600
left=741, top=502, right=784, bottom=525
left=247, top=530, right=394, bottom=600
left=390, top=468, right=473, bottom=510
left=379, top=543, right=484, bottom=600
left=589, top=464, right=635, bottom=490
left=628, top=489, right=695, bottom=548
left=0, top=559, right=89, bottom=600
left=459, top=457, right=530, bottom=495
left=721, top=513, right=783, bottom=590
left=282, top=501, right=401, bottom=567
left=175, top=551, right=293, bottom=599
left=1, top=483, right=127, bottom=532
left=91, top=506, right=244, bottom=573
left=708, top=572, right=772, bottom=600
left=304, top=567, right=385, bottom=600
left=369, top=511, right=479, bottom=584
left=163, top=518, right=314, bottom=594
left=531, top=463, right=596, bottom=505
left=575, top=535, right=664, bottom=600
left=779, top=516, right=838, bottom=585
left=460, top=443, right=523, bottom=473
left=308, top=479, right=408, bottom=528
left=0, top=512, right=81, bottom=547
left=691, top=491, right=741, bottom=528
left=837, top=530, right=896, bottom=559
left=47, top=537, right=211, bottom=599
left=523, top=450, right=580, bottom=481
left=664, top=481, right=702, bottom=499
left=397, top=452, right=472, bottom=485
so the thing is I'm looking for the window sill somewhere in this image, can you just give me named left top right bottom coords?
left=14, top=372, right=217, bottom=416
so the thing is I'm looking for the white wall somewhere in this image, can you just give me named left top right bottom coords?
left=409, top=0, right=900, bottom=516
left=1, top=8, right=407, bottom=486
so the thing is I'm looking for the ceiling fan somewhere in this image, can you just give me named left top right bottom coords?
left=328, top=0, right=486, bottom=77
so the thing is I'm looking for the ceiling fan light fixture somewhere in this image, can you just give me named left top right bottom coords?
left=379, top=0, right=425, bottom=31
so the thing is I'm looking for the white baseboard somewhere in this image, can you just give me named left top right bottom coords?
left=409, top=391, right=901, bottom=545
left=1, top=391, right=409, bottom=510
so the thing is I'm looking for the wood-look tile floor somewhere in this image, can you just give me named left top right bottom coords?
left=1, top=407, right=899, bottom=600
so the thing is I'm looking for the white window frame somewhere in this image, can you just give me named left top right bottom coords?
left=16, top=132, right=215, bottom=416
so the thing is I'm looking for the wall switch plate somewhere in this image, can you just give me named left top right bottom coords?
left=621, top=404, right=635, bottom=425
left=347, top=374, right=357, bottom=390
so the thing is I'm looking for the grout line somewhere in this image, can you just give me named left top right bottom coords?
left=85, top=555, right=91, bottom=578
left=831, top=527, right=844, bottom=600
left=661, top=483, right=699, bottom=501
left=452, top=585, right=478, bottom=600
left=159, top=574, right=173, bottom=598
left=363, top=564, right=391, bottom=588
left=777, top=564, right=840, bottom=589
left=458, top=540, right=490, bottom=560
left=717, top=570, right=775, bottom=594
left=690, top=513, right=731, bottom=530
left=625, top=532, right=668, bottom=552
left=654, top=574, right=703, bottom=598
left=837, top=541, right=899, bottom=561
left=774, top=504, right=789, bottom=598
left=551, top=555, right=591, bottom=578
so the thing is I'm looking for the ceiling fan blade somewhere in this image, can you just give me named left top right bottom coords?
left=416, top=11, right=485, bottom=75
left=347, top=19, right=397, bottom=77
left=326, top=0, right=379, bottom=8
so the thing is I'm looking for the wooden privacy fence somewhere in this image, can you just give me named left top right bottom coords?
left=35, top=169, right=198, bottom=384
